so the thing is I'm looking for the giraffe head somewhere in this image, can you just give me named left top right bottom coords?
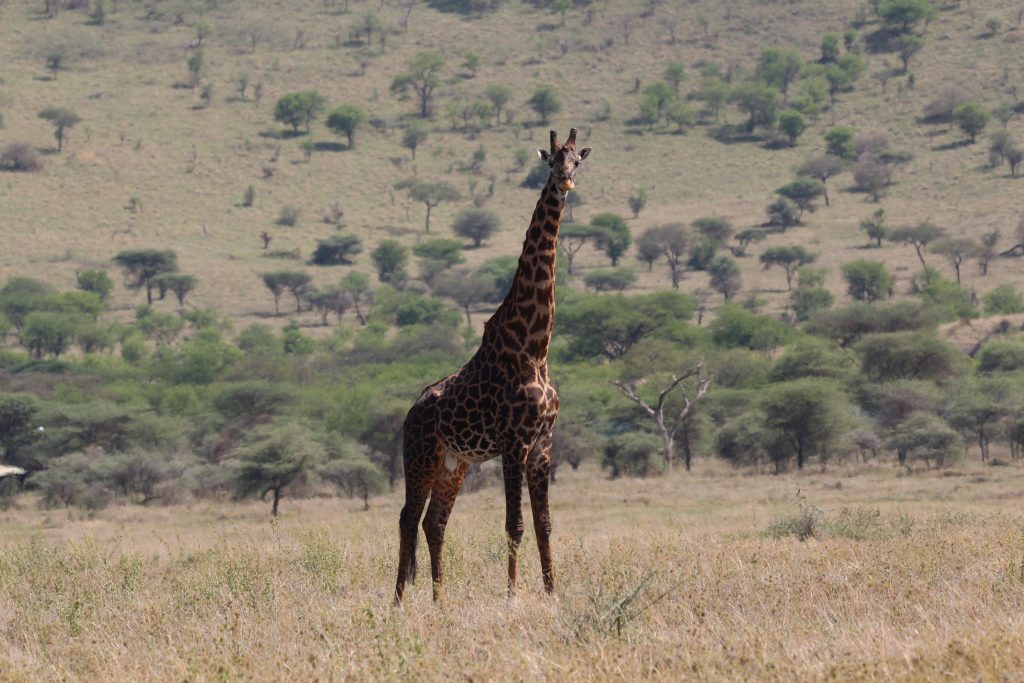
left=537, top=128, right=591, bottom=193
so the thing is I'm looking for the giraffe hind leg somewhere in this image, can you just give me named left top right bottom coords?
left=527, top=434, right=555, bottom=594
left=502, top=451, right=527, bottom=596
left=422, top=459, right=469, bottom=601
left=395, top=428, right=442, bottom=605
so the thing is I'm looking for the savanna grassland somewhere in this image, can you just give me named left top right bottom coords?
left=6, top=0, right=1024, bottom=680
left=1, top=0, right=1023, bottom=321
left=4, top=462, right=1024, bottom=682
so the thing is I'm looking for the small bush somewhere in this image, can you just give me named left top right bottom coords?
left=765, top=506, right=821, bottom=541
left=1, top=142, right=43, bottom=172
left=983, top=284, right=1024, bottom=314
left=584, top=268, right=637, bottom=292
left=277, top=205, right=300, bottom=227
left=310, top=235, right=362, bottom=266
left=922, top=85, right=970, bottom=122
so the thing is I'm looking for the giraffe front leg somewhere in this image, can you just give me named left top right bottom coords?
left=527, top=434, right=555, bottom=594
left=502, top=452, right=526, bottom=596
left=422, top=459, right=469, bottom=602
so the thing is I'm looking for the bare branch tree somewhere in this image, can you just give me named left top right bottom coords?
left=611, top=363, right=711, bottom=473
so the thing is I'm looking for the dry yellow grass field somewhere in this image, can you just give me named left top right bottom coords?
left=4, top=461, right=1024, bottom=681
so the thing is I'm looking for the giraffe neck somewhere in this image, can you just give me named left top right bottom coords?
left=483, top=176, right=565, bottom=365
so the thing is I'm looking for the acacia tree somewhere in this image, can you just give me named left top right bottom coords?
left=731, top=228, right=767, bottom=257
left=390, top=51, right=445, bottom=118
left=611, top=363, right=711, bottom=472
left=395, top=178, right=460, bottom=232
left=233, top=423, right=324, bottom=516
left=895, top=33, right=923, bottom=72
left=527, top=85, right=562, bottom=124
left=261, top=272, right=285, bottom=313
left=730, top=83, right=780, bottom=131
left=24, top=312, right=78, bottom=359
left=888, top=222, right=945, bottom=267
left=692, top=217, right=733, bottom=246
left=879, top=0, right=938, bottom=34
left=485, top=85, right=513, bottom=125
left=319, top=449, right=387, bottom=511
left=840, top=260, right=893, bottom=303
left=943, top=378, right=1017, bottom=462
left=978, top=229, right=1000, bottom=276
left=708, top=255, right=742, bottom=300
left=452, top=208, right=501, bottom=247
left=932, top=237, right=981, bottom=286
left=760, top=246, right=816, bottom=290
left=756, top=47, right=804, bottom=98
left=761, top=379, right=848, bottom=469
left=859, top=208, right=888, bottom=247
left=953, top=103, right=990, bottom=143
left=38, top=107, right=81, bottom=152
left=311, top=236, right=363, bottom=266
left=591, top=213, right=632, bottom=266
left=371, top=240, right=409, bottom=285
left=325, top=104, right=367, bottom=148
left=885, top=412, right=960, bottom=468
left=278, top=271, right=313, bottom=312
left=559, top=223, right=604, bottom=275
left=273, top=91, right=326, bottom=132
left=777, top=178, right=826, bottom=221
left=797, top=155, right=845, bottom=206
left=433, top=269, right=497, bottom=325
left=634, top=229, right=662, bottom=271
left=401, top=124, right=429, bottom=160
left=153, top=273, right=198, bottom=305
left=340, top=271, right=373, bottom=324
left=113, top=250, right=179, bottom=304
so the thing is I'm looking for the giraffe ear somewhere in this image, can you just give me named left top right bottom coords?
left=537, top=149, right=550, bottom=162
left=579, top=147, right=591, bottom=161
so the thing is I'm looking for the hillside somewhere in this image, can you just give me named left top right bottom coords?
left=2, top=0, right=1024, bottom=329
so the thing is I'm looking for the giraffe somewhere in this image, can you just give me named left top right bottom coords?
left=394, top=128, right=591, bottom=604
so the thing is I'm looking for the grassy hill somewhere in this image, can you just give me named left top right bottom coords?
left=2, top=0, right=1024, bottom=330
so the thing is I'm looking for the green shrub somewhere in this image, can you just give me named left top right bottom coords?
left=710, top=303, right=795, bottom=350
left=977, top=339, right=1024, bottom=373
left=601, top=432, right=663, bottom=479
left=984, top=285, right=1024, bottom=315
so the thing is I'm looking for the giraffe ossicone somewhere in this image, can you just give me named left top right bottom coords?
left=394, top=128, right=591, bottom=605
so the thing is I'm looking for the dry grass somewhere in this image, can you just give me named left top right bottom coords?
left=4, top=461, right=1024, bottom=681
left=1, top=0, right=1024, bottom=333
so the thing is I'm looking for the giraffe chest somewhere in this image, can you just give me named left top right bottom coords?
left=435, top=369, right=558, bottom=464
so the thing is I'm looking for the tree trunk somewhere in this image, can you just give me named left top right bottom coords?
left=424, top=203, right=432, bottom=232
left=680, top=420, right=694, bottom=472
left=271, top=487, right=281, bottom=516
